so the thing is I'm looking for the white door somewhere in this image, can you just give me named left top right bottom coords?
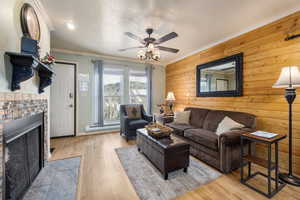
left=50, top=62, right=75, bottom=137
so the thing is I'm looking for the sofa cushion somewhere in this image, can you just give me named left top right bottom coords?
left=184, top=107, right=209, bottom=128
left=174, top=110, right=191, bottom=124
left=203, top=110, right=226, bottom=132
left=166, top=123, right=195, bottom=136
left=216, top=116, right=244, bottom=136
left=184, top=129, right=219, bottom=151
left=224, top=111, right=256, bottom=128
left=128, top=119, right=148, bottom=130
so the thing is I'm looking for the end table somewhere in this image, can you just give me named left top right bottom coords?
left=155, top=114, right=174, bottom=125
left=240, top=132, right=286, bottom=198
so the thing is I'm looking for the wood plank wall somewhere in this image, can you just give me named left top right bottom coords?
left=166, top=11, right=300, bottom=175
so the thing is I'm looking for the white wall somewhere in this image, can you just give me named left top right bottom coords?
left=0, top=0, right=51, bottom=155
left=152, top=65, right=166, bottom=113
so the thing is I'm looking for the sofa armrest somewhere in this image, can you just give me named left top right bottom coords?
left=219, top=128, right=255, bottom=146
left=219, top=128, right=255, bottom=173
left=143, top=114, right=153, bottom=122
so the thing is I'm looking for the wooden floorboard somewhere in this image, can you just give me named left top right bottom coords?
left=50, top=133, right=300, bottom=200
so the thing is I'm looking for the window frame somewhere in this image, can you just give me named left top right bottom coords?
left=92, top=63, right=150, bottom=127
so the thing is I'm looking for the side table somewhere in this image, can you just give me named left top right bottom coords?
left=155, top=114, right=174, bottom=125
left=240, top=132, right=286, bottom=198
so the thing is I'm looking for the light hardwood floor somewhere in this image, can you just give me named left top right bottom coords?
left=50, top=133, right=300, bottom=200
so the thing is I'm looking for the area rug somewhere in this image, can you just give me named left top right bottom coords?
left=115, top=146, right=221, bottom=200
left=23, top=156, right=81, bottom=200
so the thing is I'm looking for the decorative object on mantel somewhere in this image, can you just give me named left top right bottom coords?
left=5, top=52, right=54, bottom=93
left=273, top=66, right=300, bottom=186
left=38, top=53, right=55, bottom=93
left=166, top=91, right=176, bottom=114
left=21, top=36, right=39, bottom=58
left=41, top=53, right=55, bottom=65
left=20, top=3, right=41, bottom=41
left=119, top=28, right=179, bottom=61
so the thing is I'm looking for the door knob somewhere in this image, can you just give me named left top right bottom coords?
left=69, top=104, right=73, bottom=108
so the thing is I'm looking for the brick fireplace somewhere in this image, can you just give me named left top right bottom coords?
left=0, top=92, right=49, bottom=199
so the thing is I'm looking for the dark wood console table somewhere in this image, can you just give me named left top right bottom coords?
left=240, top=132, right=286, bottom=198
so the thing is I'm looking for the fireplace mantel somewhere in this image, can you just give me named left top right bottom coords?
left=5, top=52, right=54, bottom=93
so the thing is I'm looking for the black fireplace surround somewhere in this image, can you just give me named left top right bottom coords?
left=3, top=113, right=44, bottom=200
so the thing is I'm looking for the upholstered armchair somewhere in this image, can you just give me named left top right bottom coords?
left=120, top=104, right=153, bottom=141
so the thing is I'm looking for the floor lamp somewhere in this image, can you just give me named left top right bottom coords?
left=273, top=66, right=300, bottom=186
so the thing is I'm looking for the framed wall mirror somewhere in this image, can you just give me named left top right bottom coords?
left=196, top=53, right=243, bottom=97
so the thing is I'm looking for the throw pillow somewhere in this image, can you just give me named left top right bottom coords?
left=216, top=116, right=244, bottom=136
left=174, top=111, right=191, bottom=124
left=126, top=105, right=142, bottom=119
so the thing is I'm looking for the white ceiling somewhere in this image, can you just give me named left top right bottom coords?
left=41, top=0, right=300, bottom=65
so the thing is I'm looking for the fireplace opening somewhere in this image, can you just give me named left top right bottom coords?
left=3, top=113, right=44, bottom=200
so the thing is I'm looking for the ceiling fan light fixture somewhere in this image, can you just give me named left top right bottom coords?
left=137, top=48, right=160, bottom=61
left=121, top=28, right=179, bottom=61
left=152, top=54, right=160, bottom=61
left=147, top=43, right=155, bottom=51
left=137, top=49, right=146, bottom=59
left=153, top=49, right=160, bottom=60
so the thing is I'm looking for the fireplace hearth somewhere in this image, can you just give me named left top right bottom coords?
left=3, top=113, right=44, bottom=200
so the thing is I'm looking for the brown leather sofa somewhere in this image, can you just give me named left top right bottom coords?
left=166, top=107, right=256, bottom=173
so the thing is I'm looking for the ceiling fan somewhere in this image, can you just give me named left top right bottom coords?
left=119, top=28, right=179, bottom=61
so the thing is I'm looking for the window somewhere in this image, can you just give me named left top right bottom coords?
left=130, top=70, right=148, bottom=112
left=92, top=61, right=151, bottom=127
left=103, top=68, right=124, bottom=125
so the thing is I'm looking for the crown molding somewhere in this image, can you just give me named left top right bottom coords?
left=31, top=0, right=55, bottom=31
left=166, top=8, right=300, bottom=66
left=51, top=48, right=165, bottom=67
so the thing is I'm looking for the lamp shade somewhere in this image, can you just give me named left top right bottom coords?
left=166, top=92, right=176, bottom=101
left=273, top=66, right=300, bottom=88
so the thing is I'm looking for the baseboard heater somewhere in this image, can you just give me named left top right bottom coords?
left=85, top=125, right=120, bottom=132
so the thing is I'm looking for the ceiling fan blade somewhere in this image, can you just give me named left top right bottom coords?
left=157, top=46, right=179, bottom=53
left=124, top=32, right=145, bottom=44
left=155, top=32, right=178, bottom=44
left=118, top=46, right=144, bottom=51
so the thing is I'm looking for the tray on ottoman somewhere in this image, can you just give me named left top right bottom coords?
left=145, top=123, right=173, bottom=139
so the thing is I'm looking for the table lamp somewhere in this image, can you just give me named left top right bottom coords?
left=273, top=66, right=300, bottom=186
left=166, top=92, right=176, bottom=114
